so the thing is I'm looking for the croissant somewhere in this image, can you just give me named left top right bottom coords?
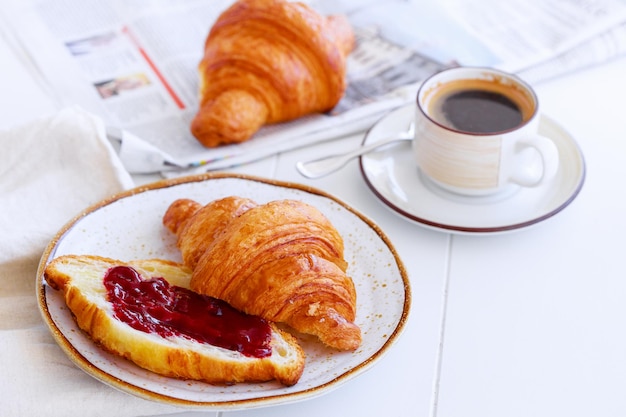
left=190, top=0, right=354, bottom=147
left=163, top=196, right=361, bottom=351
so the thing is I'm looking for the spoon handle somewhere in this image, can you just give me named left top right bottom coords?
left=296, top=134, right=411, bottom=179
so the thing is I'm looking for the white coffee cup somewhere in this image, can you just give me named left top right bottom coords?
left=412, top=67, right=559, bottom=197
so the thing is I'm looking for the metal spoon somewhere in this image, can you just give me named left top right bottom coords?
left=296, top=122, right=414, bottom=179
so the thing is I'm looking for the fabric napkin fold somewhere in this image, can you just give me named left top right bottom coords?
left=0, top=107, right=184, bottom=416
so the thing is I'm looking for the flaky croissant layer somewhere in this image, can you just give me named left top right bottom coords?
left=163, top=196, right=362, bottom=351
left=190, top=0, right=354, bottom=147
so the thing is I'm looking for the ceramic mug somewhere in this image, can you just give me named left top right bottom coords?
left=412, top=67, right=559, bottom=196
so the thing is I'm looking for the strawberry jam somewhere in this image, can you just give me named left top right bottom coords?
left=103, top=265, right=272, bottom=358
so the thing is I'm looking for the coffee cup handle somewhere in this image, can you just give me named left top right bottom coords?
left=510, top=135, right=560, bottom=187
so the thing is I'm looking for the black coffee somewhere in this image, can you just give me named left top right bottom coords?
left=425, top=78, right=533, bottom=134
left=439, top=90, right=522, bottom=133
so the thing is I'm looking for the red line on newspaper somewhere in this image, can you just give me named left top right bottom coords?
left=122, top=26, right=185, bottom=110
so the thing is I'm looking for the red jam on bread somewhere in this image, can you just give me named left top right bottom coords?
left=104, top=265, right=272, bottom=358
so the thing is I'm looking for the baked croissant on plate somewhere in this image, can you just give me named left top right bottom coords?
left=190, top=0, right=354, bottom=147
left=163, top=196, right=361, bottom=351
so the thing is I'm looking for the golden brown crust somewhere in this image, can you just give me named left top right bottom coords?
left=164, top=196, right=258, bottom=269
left=164, top=197, right=362, bottom=351
left=44, top=254, right=305, bottom=386
left=190, top=0, right=354, bottom=147
left=162, top=198, right=202, bottom=235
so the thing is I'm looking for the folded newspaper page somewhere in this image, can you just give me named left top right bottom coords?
left=2, top=0, right=626, bottom=173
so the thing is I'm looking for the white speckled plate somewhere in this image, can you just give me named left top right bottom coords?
left=359, top=105, right=586, bottom=234
left=36, top=173, right=410, bottom=411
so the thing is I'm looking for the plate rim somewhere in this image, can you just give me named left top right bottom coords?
left=359, top=105, right=587, bottom=235
left=36, top=172, right=411, bottom=410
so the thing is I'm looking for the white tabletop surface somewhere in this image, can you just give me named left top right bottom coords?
left=2, top=11, right=626, bottom=417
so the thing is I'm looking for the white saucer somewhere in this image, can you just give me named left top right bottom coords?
left=359, top=105, right=586, bottom=234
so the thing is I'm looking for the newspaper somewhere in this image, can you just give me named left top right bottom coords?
left=2, top=0, right=626, bottom=173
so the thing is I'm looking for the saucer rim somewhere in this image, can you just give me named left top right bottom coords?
left=358, top=105, right=586, bottom=235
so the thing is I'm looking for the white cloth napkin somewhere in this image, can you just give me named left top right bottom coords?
left=0, top=107, right=184, bottom=416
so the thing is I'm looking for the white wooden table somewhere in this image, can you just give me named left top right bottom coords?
left=2, top=18, right=626, bottom=417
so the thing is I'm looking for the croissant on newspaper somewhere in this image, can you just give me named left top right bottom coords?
left=163, top=196, right=361, bottom=351
left=190, top=0, right=354, bottom=147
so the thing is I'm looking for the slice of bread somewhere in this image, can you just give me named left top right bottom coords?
left=44, top=254, right=305, bottom=386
